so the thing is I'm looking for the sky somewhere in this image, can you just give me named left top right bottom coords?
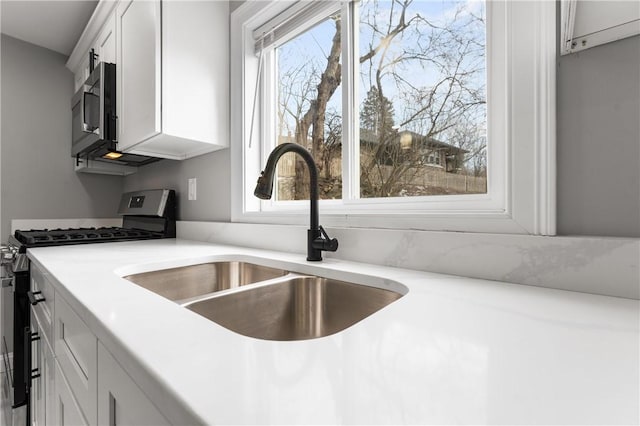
left=277, top=0, right=486, bottom=138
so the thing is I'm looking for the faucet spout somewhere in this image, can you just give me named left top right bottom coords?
left=254, top=143, right=338, bottom=261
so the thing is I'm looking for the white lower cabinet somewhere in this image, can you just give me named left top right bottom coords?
left=55, top=364, right=89, bottom=426
left=43, top=339, right=56, bottom=426
left=34, top=262, right=178, bottom=426
left=97, top=343, right=170, bottom=426
left=48, top=317, right=170, bottom=426
left=54, top=294, right=97, bottom=425
left=31, top=310, right=57, bottom=426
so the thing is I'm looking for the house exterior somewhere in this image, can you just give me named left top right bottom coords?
left=359, top=129, right=468, bottom=174
left=275, top=129, right=485, bottom=198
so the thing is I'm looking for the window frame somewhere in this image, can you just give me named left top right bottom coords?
left=230, top=0, right=556, bottom=235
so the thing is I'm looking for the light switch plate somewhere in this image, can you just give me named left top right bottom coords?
left=188, top=178, right=197, bottom=200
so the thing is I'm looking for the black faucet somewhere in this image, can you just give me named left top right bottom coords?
left=254, top=143, right=338, bottom=261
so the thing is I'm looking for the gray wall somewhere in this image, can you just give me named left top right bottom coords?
left=0, top=35, right=124, bottom=241
left=122, top=150, right=231, bottom=222
left=230, top=1, right=243, bottom=13
left=119, top=5, right=638, bottom=239
left=122, top=3, right=241, bottom=222
left=0, top=6, right=636, bottom=240
left=557, top=35, right=640, bottom=238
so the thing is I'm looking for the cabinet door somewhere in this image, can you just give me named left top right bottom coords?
left=116, top=0, right=162, bottom=151
left=74, top=55, right=90, bottom=92
left=54, top=295, right=97, bottom=425
left=43, top=336, right=56, bottom=426
left=96, top=14, right=116, bottom=65
left=97, top=343, right=170, bottom=426
left=33, top=312, right=56, bottom=426
left=55, top=365, right=89, bottom=426
left=31, top=264, right=55, bottom=345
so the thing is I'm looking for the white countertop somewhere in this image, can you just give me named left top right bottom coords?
left=28, top=239, right=639, bottom=425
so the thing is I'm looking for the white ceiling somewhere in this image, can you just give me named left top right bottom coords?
left=1, top=0, right=98, bottom=56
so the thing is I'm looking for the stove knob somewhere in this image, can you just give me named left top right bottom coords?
left=0, top=250, right=13, bottom=264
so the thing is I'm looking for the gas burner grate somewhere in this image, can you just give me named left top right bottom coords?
left=14, top=227, right=165, bottom=247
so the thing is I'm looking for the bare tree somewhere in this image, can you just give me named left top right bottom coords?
left=359, top=0, right=486, bottom=197
left=445, top=113, right=487, bottom=176
left=278, top=0, right=487, bottom=199
left=278, top=61, right=320, bottom=141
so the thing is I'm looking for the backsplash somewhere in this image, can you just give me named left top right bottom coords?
left=178, top=221, right=639, bottom=300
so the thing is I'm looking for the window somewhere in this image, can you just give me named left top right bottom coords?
left=231, top=1, right=556, bottom=235
left=275, top=12, right=343, bottom=201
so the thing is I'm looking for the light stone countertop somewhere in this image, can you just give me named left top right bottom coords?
left=28, top=238, right=639, bottom=425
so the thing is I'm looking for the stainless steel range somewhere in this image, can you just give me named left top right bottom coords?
left=1, top=189, right=176, bottom=426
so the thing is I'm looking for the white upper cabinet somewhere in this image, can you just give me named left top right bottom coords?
left=69, top=2, right=118, bottom=92
left=117, top=0, right=229, bottom=159
left=156, top=0, right=229, bottom=159
left=116, top=0, right=162, bottom=151
left=96, top=13, right=116, bottom=65
left=74, top=13, right=116, bottom=92
left=67, top=0, right=230, bottom=161
left=74, top=54, right=90, bottom=93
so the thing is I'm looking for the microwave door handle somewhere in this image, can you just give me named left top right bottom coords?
left=81, top=90, right=86, bottom=130
left=82, top=91, right=91, bottom=132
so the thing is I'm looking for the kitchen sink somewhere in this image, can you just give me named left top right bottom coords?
left=123, top=261, right=289, bottom=303
left=184, top=276, right=404, bottom=340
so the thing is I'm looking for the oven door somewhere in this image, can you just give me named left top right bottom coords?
left=1, top=270, right=27, bottom=426
left=1, top=266, right=29, bottom=426
left=1, top=269, right=14, bottom=425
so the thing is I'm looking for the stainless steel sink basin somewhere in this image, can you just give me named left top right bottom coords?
left=184, top=276, right=404, bottom=340
left=123, top=261, right=288, bottom=302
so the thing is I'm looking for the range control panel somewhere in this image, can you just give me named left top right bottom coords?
left=117, top=189, right=173, bottom=217
left=128, top=195, right=145, bottom=208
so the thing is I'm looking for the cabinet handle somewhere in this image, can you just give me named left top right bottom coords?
left=109, top=393, right=117, bottom=426
left=25, top=328, right=41, bottom=384
left=27, top=291, right=45, bottom=306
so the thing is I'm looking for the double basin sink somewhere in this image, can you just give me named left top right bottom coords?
left=124, top=261, right=405, bottom=341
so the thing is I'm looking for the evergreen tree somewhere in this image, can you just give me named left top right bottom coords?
left=360, top=86, right=395, bottom=139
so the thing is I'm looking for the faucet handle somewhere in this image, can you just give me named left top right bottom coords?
left=315, top=226, right=339, bottom=252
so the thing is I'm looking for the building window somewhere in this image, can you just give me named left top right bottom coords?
left=231, top=1, right=556, bottom=234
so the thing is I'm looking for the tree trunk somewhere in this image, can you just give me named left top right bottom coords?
left=291, top=17, right=343, bottom=200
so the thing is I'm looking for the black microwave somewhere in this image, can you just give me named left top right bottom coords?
left=71, top=62, right=117, bottom=156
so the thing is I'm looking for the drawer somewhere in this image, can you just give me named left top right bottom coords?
left=30, top=265, right=55, bottom=343
left=54, top=295, right=97, bottom=425
left=55, top=362, right=89, bottom=426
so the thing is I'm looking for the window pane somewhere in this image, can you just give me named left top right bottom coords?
left=275, top=14, right=343, bottom=201
left=359, top=0, right=487, bottom=198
